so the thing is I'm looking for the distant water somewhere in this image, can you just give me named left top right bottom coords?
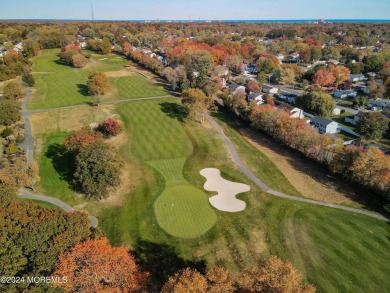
left=2, top=19, right=390, bottom=23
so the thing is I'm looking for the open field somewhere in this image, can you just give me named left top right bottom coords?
left=28, top=49, right=169, bottom=110
left=30, top=51, right=390, bottom=292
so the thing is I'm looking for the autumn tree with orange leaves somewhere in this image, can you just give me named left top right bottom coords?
left=161, top=267, right=235, bottom=293
left=312, top=70, right=335, bottom=87
left=52, top=238, right=149, bottom=293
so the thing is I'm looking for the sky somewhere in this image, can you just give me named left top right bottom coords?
left=0, top=0, right=389, bottom=20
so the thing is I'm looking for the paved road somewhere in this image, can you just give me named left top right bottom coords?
left=19, top=188, right=99, bottom=228
left=19, top=91, right=34, bottom=164
left=206, top=114, right=390, bottom=223
left=266, top=83, right=304, bottom=96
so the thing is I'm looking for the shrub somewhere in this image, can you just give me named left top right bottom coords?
left=98, top=118, right=121, bottom=137
left=1, top=128, right=14, bottom=138
left=5, top=143, right=19, bottom=155
left=0, top=99, right=21, bottom=125
left=3, top=82, right=23, bottom=100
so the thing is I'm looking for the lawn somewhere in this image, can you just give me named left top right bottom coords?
left=31, top=59, right=390, bottom=291
left=28, top=49, right=169, bottom=110
left=112, top=75, right=167, bottom=99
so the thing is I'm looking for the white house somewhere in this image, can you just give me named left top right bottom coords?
left=310, top=116, right=339, bottom=134
left=333, top=107, right=342, bottom=115
left=13, top=42, right=23, bottom=53
left=262, top=84, right=278, bottom=94
left=279, top=104, right=304, bottom=119
left=333, top=90, right=357, bottom=99
left=349, top=74, right=366, bottom=82
left=248, top=93, right=264, bottom=105
left=345, top=111, right=366, bottom=125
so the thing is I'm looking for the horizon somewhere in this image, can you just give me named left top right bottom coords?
left=1, top=0, right=390, bottom=21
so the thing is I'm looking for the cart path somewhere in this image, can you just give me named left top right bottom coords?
left=206, top=114, right=390, bottom=223
left=19, top=188, right=98, bottom=228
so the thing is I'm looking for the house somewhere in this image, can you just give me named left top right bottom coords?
left=13, top=42, right=23, bottom=53
left=214, top=65, right=229, bottom=77
left=365, top=143, right=390, bottom=155
left=369, top=98, right=390, bottom=110
left=332, top=107, right=342, bottom=115
left=349, top=74, right=366, bottom=82
left=310, top=116, right=339, bottom=134
left=276, top=54, right=285, bottom=62
left=248, top=93, right=264, bottom=105
left=344, top=111, right=366, bottom=125
left=245, top=64, right=258, bottom=74
left=333, top=90, right=357, bottom=99
left=279, top=94, right=297, bottom=105
left=262, top=85, right=278, bottom=94
left=279, top=104, right=304, bottom=119
left=229, top=83, right=246, bottom=95
left=79, top=41, right=87, bottom=49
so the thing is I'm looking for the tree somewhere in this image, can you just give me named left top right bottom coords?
left=257, top=72, right=267, bottom=84
left=87, top=72, right=110, bottom=104
left=280, top=68, right=296, bottom=86
left=357, top=112, right=389, bottom=140
left=161, top=267, right=234, bottom=293
left=368, top=80, right=385, bottom=99
left=162, top=268, right=208, bottom=293
left=22, top=67, right=35, bottom=87
left=349, top=147, right=390, bottom=191
left=71, top=53, right=87, bottom=68
left=98, top=118, right=122, bottom=137
left=0, top=99, right=21, bottom=125
left=297, top=91, right=335, bottom=117
left=181, top=49, right=214, bottom=87
left=52, top=238, right=148, bottom=293
left=329, top=65, right=350, bottom=87
left=206, top=267, right=235, bottom=293
left=312, top=70, right=335, bottom=87
left=0, top=200, right=93, bottom=291
left=74, top=140, right=122, bottom=199
left=64, top=126, right=103, bottom=153
left=0, top=158, right=39, bottom=191
left=238, top=256, right=316, bottom=293
left=3, top=81, right=23, bottom=100
left=247, top=80, right=260, bottom=93
left=99, top=37, right=112, bottom=54
left=181, top=88, right=213, bottom=123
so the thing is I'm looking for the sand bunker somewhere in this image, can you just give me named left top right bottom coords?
left=200, top=168, right=250, bottom=212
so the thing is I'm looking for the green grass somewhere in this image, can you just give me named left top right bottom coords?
left=112, top=75, right=167, bottom=99
left=265, top=198, right=390, bottom=293
left=155, top=184, right=217, bottom=238
left=28, top=49, right=168, bottom=110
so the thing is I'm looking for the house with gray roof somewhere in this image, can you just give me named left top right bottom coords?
left=310, top=116, right=339, bottom=134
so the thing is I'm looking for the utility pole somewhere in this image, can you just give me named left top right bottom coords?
left=91, top=3, right=95, bottom=22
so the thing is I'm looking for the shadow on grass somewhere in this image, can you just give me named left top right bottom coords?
left=159, top=102, right=187, bottom=122
left=133, top=240, right=206, bottom=292
left=77, top=84, right=90, bottom=96
left=45, top=143, right=76, bottom=189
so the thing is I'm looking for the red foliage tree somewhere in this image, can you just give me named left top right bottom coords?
left=98, top=118, right=122, bottom=137
left=313, top=70, right=335, bottom=87
left=52, top=238, right=149, bottom=292
left=64, top=127, right=103, bottom=153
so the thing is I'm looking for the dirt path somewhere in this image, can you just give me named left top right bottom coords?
left=239, top=128, right=360, bottom=206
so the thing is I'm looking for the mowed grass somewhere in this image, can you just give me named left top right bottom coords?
left=28, top=49, right=169, bottom=110
left=265, top=198, right=390, bottom=293
left=112, top=75, right=167, bottom=99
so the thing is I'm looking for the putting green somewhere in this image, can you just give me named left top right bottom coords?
left=154, top=184, right=217, bottom=238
